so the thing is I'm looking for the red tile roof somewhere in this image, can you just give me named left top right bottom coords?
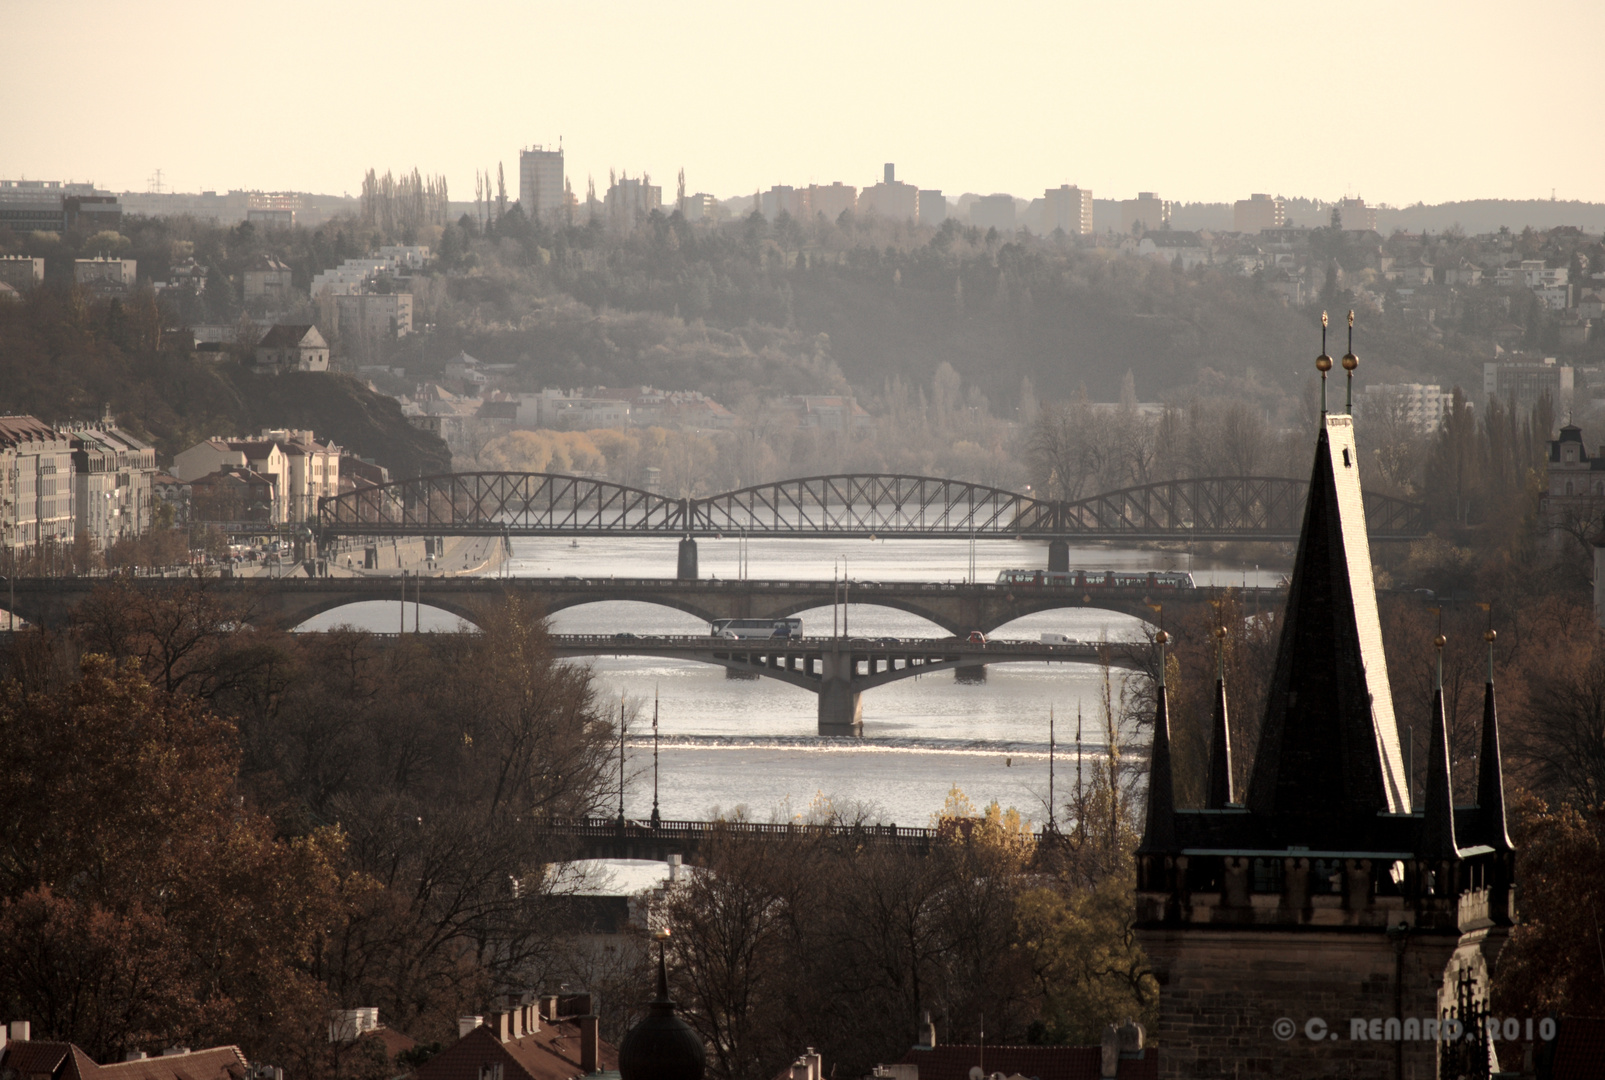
left=412, top=1023, right=617, bottom=1080
left=97, top=1047, right=246, bottom=1080
left=362, top=1027, right=417, bottom=1061
left=896, top=1044, right=1157, bottom=1080
left=0, top=1043, right=245, bottom=1080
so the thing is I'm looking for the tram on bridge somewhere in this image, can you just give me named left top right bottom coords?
left=996, top=568, right=1197, bottom=589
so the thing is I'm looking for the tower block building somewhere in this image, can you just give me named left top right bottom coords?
left=1135, top=408, right=1515, bottom=1076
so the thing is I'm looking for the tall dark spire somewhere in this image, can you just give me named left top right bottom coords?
left=1138, top=630, right=1176, bottom=853
left=619, top=932, right=705, bottom=1080
left=1244, top=415, right=1410, bottom=843
left=1476, top=627, right=1514, bottom=852
left=1206, top=625, right=1234, bottom=808
left=1419, top=636, right=1459, bottom=860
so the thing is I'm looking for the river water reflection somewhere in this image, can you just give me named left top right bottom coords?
left=298, top=538, right=1287, bottom=826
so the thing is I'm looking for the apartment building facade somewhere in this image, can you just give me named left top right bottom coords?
left=519, top=145, right=566, bottom=223
left=66, top=421, right=158, bottom=549
left=0, top=416, right=76, bottom=560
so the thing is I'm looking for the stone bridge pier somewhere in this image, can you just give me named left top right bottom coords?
left=817, top=647, right=863, bottom=737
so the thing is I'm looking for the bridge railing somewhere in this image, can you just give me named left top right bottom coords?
left=552, top=816, right=945, bottom=841
left=546, top=633, right=1143, bottom=655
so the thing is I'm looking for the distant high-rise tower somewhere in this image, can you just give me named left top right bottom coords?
left=1119, top=192, right=1170, bottom=234
left=1233, top=192, right=1285, bottom=232
left=884, top=163, right=895, bottom=183
left=1041, top=185, right=1093, bottom=235
left=519, top=145, right=565, bottom=223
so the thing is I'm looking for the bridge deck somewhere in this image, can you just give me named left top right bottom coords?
left=549, top=633, right=1141, bottom=667
left=541, top=816, right=1059, bottom=861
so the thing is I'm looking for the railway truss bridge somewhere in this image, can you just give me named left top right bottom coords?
left=317, top=472, right=1427, bottom=575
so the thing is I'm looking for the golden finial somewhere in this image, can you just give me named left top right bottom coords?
left=1434, top=633, right=1447, bottom=649
left=1155, top=629, right=1170, bottom=645
left=1213, top=626, right=1228, bottom=640
left=1483, top=629, right=1497, bottom=644
left=1317, top=311, right=1332, bottom=413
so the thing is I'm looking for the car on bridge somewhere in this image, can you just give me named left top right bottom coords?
left=967, top=630, right=988, bottom=645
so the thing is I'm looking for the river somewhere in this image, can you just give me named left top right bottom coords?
left=296, top=538, right=1287, bottom=827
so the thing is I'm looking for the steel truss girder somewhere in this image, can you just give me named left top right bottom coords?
left=318, top=472, right=1427, bottom=539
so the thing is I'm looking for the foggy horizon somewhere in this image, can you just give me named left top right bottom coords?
left=5, top=0, right=1603, bottom=206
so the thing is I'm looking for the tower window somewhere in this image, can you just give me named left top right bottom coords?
left=1342, top=448, right=1352, bottom=468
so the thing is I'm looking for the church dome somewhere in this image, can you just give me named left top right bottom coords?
left=618, top=947, right=704, bottom=1080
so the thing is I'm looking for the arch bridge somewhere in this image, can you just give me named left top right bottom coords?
left=0, top=576, right=1279, bottom=641
left=317, top=473, right=1427, bottom=553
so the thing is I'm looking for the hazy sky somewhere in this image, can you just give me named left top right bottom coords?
left=6, top=0, right=1603, bottom=206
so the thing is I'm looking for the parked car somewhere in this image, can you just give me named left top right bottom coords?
left=967, top=630, right=988, bottom=644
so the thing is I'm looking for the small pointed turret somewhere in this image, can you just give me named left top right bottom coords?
left=1138, top=630, right=1176, bottom=853
left=1206, top=626, right=1234, bottom=809
left=1419, top=634, right=1459, bottom=860
left=1476, top=628, right=1514, bottom=852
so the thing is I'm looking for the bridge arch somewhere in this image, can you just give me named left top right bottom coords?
left=693, top=473, right=1060, bottom=538
left=284, top=595, right=488, bottom=632
left=759, top=596, right=964, bottom=637
left=1059, top=475, right=1426, bottom=538
left=319, top=472, right=685, bottom=535
left=540, top=594, right=726, bottom=631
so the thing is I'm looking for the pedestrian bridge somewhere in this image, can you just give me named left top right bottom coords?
left=548, top=633, right=1147, bottom=735
left=317, top=472, right=1428, bottom=545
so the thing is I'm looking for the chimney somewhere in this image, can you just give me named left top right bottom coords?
left=579, top=1014, right=599, bottom=1074
left=524, top=1004, right=538, bottom=1034
left=790, top=1062, right=809, bottom=1080
left=496, top=1012, right=513, bottom=1042
left=458, top=1016, right=484, bottom=1040
left=9, top=1022, right=29, bottom=1042
left=667, top=853, right=683, bottom=882
left=542, top=995, right=558, bottom=1021
left=162, top=1048, right=190, bottom=1057
left=124, top=1053, right=148, bottom=1062
left=805, top=1048, right=821, bottom=1080
left=510, top=1008, right=523, bottom=1039
left=1100, top=1025, right=1119, bottom=1078
left=918, top=1012, right=937, bottom=1048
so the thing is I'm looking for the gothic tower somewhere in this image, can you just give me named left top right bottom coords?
left=1134, top=397, right=1515, bottom=1076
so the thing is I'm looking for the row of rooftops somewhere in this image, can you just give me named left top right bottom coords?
left=0, top=416, right=154, bottom=457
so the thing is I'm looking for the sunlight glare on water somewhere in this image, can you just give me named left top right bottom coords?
left=297, top=536, right=1284, bottom=825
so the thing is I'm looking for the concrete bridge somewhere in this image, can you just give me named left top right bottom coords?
left=3, top=575, right=1282, bottom=639
left=547, top=633, right=1146, bottom=735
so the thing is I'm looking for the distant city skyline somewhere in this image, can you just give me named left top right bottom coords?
left=4, top=0, right=1603, bottom=207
